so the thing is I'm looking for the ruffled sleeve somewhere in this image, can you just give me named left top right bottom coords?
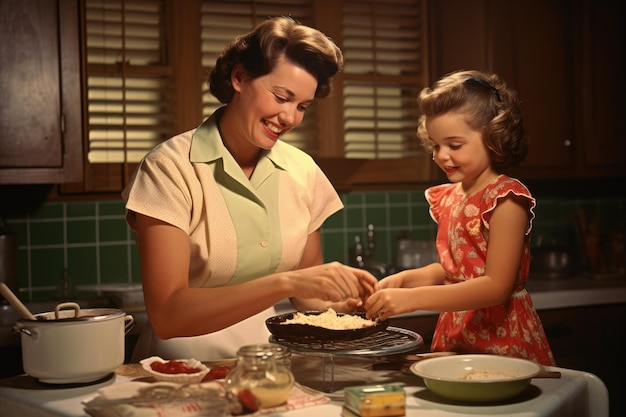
left=425, top=183, right=457, bottom=224
left=480, top=176, right=536, bottom=235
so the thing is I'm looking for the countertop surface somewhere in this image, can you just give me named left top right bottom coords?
left=0, top=356, right=610, bottom=417
left=526, top=274, right=626, bottom=310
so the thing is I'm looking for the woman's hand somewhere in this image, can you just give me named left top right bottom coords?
left=289, top=232, right=378, bottom=311
left=288, top=262, right=378, bottom=309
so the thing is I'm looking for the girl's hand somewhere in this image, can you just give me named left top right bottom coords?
left=377, top=273, right=405, bottom=289
left=364, top=288, right=418, bottom=321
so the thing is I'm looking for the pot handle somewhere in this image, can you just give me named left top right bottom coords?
left=55, top=302, right=81, bottom=319
left=19, top=327, right=35, bottom=338
left=13, top=323, right=39, bottom=340
left=124, top=314, right=135, bottom=334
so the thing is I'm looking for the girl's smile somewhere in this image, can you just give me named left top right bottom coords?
left=426, top=111, right=497, bottom=194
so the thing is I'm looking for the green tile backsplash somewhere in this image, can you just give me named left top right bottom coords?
left=4, top=191, right=624, bottom=302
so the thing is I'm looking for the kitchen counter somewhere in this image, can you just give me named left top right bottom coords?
left=0, top=356, right=609, bottom=417
left=526, top=274, right=626, bottom=310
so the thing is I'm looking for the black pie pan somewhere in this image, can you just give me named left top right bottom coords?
left=265, top=311, right=388, bottom=342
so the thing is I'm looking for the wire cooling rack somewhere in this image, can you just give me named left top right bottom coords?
left=270, top=327, right=423, bottom=391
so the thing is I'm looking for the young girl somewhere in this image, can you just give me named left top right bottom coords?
left=365, top=70, right=555, bottom=366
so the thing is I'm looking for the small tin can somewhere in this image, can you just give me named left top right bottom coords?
left=344, top=384, right=406, bottom=417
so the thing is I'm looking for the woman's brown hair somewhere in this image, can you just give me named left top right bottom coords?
left=209, top=16, right=343, bottom=103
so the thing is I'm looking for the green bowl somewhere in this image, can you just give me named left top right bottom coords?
left=410, top=354, right=543, bottom=402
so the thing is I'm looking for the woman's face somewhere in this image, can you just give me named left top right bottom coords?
left=231, top=55, right=318, bottom=150
left=426, top=111, right=496, bottom=193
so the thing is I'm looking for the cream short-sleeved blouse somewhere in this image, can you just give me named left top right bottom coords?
left=121, top=108, right=343, bottom=360
left=123, top=107, right=343, bottom=288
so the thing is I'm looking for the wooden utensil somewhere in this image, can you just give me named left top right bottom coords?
left=0, top=282, right=37, bottom=320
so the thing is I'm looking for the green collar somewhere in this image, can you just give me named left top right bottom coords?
left=190, top=106, right=290, bottom=172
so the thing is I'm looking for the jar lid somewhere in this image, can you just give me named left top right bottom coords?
left=237, top=343, right=290, bottom=359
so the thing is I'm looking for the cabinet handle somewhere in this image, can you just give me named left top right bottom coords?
left=564, top=139, right=571, bottom=146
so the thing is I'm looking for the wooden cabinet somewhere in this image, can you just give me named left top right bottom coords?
left=490, top=0, right=576, bottom=174
left=577, top=1, right=625, bottom=172
left=539, top=304, right=625, bottom=416
left=429, top=0, right=625, bottom=179
left=0, top=0, right=82, bottom=184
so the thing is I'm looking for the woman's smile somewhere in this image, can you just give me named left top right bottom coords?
left=263, top=119, right=284, bottom=139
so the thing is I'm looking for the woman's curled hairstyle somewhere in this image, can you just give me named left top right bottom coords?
left=416, top=70, right=528, bottom=170
left=209, top=16, right=344, bottom=103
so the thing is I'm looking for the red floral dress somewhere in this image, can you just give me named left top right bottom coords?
left=425, top=175, right=555, bottom=366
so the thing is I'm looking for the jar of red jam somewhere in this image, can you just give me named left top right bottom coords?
left=226, top=344, right=295, bottom=408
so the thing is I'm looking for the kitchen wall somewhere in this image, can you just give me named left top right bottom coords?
left=5, top=189, right=625, bottom=302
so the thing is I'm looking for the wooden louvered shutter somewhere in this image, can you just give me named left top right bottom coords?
left=74, top=0, right=433, bottom=193
left=313, top=0, right=435, bottom=189
left=82, top=0, right=173, bottom=191
left=341, top=0, right=427, bottom=159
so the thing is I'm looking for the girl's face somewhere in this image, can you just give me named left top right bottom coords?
left=231, top=55, right=317, bottom=150
left=425, top=111, right=497, bottom=193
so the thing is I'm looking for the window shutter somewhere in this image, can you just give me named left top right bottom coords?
left=200, top=0, right=319, bottom=155
left=342, top=0, right=426, bottom=159
left=78, top=0, right=433, bottom=193
left=85, top=0, right=172, bottom=166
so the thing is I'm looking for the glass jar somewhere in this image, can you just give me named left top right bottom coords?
left=226, top=344, right=295, bottom=408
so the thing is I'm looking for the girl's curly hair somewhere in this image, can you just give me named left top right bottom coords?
left=416, top=70, right=528, bottom=170
left=209, top=16, right=343, bottom=103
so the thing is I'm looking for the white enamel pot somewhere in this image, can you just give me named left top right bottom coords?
left=14, top=302, right=134, bottom=384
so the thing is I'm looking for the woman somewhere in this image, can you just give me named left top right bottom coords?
left=122, top=17, right=378, bottom=361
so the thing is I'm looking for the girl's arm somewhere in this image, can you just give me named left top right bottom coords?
left=135, top=214, right=378, bottom=339
left=365, top=196, right=527, bottom=320
left=378, top=263, right=447, bottom=289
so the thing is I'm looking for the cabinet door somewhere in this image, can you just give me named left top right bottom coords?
left=496, top=0, right=576, bottom=172
left=579, top=0, right=626, bottom=171
left=0, top=0, right=82, bottom=184
left=431, top=0, right=575, bottom=175
left=433, top=0, right=625, bottom=179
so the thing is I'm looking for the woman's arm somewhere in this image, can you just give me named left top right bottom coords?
left=135, top=214, right=377, bottom=339
left=365, top=196, right=527, bottom=320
